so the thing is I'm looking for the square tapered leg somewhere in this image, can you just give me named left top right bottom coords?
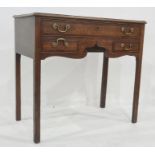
left=33, top=58, right=41, bottom=143
left=16, top=53, right=21, bottom=121
left=132, top=57, right=142, bottom=123
left=100, top=54, right=109, bottom=108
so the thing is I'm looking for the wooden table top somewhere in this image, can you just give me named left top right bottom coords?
left=14, top=12, right=147, bottom=24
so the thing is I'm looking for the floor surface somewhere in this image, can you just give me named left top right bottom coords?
left=0, top=100, right=155, bottom=147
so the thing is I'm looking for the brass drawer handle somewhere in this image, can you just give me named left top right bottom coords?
left=121, top=27, right=134, bottom=35
left=52, top=38, right=69, bottom=47
left=53, top=23, right=71, bottom=33
left=121, top=43, right=133, bottom=51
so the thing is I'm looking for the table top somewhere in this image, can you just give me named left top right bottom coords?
left=14, top=12, right=147, bottom=24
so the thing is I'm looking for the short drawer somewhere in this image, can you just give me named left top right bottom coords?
left=41, top=36, right=79, bottom=53
left=41, top=19, right=140, bottom=37
left=113, top=41, right=139, bottom=53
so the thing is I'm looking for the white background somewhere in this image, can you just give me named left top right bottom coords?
left=0, top=7, right=155, bottom=146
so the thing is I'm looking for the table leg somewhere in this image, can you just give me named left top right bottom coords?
left=132, top=57, right=142, bottom=123
left=100, top=54, right=109, bottom=108
left=33, top=58, right=41, bottom=143
left=16, top=53, right=21, bottom=121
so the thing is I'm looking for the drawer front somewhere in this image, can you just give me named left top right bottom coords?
left=41, top=20, right=140, bottom=37
left=42, top=37, right=79, bottom=52
left=113, top=41, right=139, bottom=53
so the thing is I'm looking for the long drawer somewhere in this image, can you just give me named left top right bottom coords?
left=41, top=19, right=140, bottom=38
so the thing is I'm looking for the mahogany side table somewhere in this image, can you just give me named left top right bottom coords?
left=14, top=13, right=146, bottom=143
